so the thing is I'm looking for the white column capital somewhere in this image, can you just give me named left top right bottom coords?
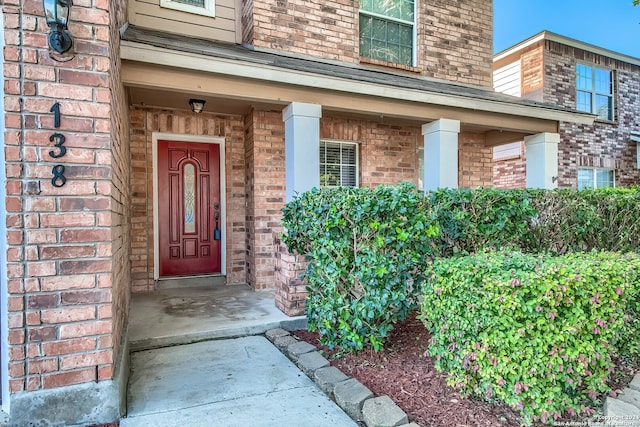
left=422, top=118, right=460, bottom=135
left=524, top=132, right=560, bottom=147
left=283, top=102, right=322, bottom=122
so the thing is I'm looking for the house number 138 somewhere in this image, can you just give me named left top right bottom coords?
left=49, top=102, right=67, bottom=188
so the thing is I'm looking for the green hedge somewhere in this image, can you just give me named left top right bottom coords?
left=428, top=188, right=538, bottom=256
left=282, top=183, right=439, bottom=351
left=429, top=187, right=640, bottom=255
left=419, top=250, right=640, bottom=424
left=281, top=185, right=640, bottom=354
left=528, top=187, right=640, bottom=254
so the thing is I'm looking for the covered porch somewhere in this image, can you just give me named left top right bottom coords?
left=119, top=25, right=594, bottom=317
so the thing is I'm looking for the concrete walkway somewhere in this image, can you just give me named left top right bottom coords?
left=120, top=335, right=357, bottom=427
left=605, top=374, right=640, bottom=426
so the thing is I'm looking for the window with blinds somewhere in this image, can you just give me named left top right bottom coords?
left=320, top=141, right=359, bottom=188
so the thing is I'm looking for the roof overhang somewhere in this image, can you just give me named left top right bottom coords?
left=121, top=41, right=594, bottom=133
left=495, top=31, right=640, bottom=68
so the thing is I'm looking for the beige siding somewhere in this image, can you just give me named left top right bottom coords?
left=493, top=141, right=522, bottom=160
left=129, top=0, right=238, bottom=43
left=493, top=60, right=521, bottom=97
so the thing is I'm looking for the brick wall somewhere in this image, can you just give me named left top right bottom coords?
left=493, top=147, right=526, bottom=189
left=321, top=117, right=420, bottom=188
left=359, top=123, right=420, bottom=187
left=249, top=0, right=358, bottom=63
left=107, top=0, right=129, bottom=382
left=3, top=0, right=122, bottom=393
left=422, top=0, right=493, bottom=87
left=248, top=0, right=493, bottom=87
left=129, top=107, right=247, bottom=292
left=244, top=109, right=286, bottom=290
left=543, top=42, right=640, bottom=188
left=274, top=237, right=307, bottom=316
left=520, top=44, right=544, bottom=101
left=458, top=133, right=493, bottom=188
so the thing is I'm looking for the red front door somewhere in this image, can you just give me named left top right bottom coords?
left=158, top=140, right=221, bottom=277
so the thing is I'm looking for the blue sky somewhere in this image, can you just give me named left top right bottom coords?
left=494, top=0, right=640, bottom=58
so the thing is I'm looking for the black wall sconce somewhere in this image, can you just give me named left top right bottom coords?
left=42, top=0, right=73, bottom=54
left=189, top=99, right=206, bottom=114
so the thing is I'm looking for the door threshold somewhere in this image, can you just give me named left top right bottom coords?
left=156, top=275, right=226, bottom=289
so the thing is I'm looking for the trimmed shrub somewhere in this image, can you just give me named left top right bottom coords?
left=282, top=183, right=439, bottom=352
left=428, top=187, right=640, bottom=256
left=420, top=250, right=640, bottom=424
left=528, top=187, right=640, bottom=254
left=428, top=188, right=538, bottom=256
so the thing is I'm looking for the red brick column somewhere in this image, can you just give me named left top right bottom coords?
left=274, top=236, right=308, bottom=316
left=244, top=109, right=285, bottom=290
left=2, top=0, right=126, bottom=408
left=458, top=132, right=494, bottom=188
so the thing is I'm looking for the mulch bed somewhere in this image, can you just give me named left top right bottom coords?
left=294, top=313, right=639, bottom=427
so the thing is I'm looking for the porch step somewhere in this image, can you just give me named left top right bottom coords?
left=156, top=275, right=226, bottom=289
left=128, top=286, right=307, bottom=352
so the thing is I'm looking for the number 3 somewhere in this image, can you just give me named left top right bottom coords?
left=49, top=133, right=67, bottom=159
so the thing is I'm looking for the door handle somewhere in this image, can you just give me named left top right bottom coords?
left=214, top=203, right=221, bottom=240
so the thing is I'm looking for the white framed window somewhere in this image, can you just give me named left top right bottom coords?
left=320, top=141, right=359, bottom=188
left=576, top=64, right=614, bottom=121
left=160, top=0, right=215, bottom=17
left=359, top=0, right=416, bottom=66
left=577, top=168, right=614, bottom=190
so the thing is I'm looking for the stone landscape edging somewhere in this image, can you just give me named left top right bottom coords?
left=265, top=328, right=420, bottom=427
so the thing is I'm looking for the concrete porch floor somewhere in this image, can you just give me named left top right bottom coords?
left=128, top=284, right=307, bottom=352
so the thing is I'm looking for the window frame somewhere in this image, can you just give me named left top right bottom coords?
left=575, top=63, right=614, bottom=121
left=577, top=167, right=615, bottom=190
left=359, top=0, right=417, bottom=67
left=418, top=147, right=424, bottom=191
left=319, top=140, right=360, bottom=188
left=160, top=0, right=215, bottom=18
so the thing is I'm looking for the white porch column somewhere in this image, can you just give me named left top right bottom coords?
left=283, top=102, right=322, bottom=201
left=421, top=119, right=460, bottom=191
left=524, top=132, right=560, bottom=189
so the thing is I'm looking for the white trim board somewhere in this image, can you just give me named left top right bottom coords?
left=152, top=133, right=227, bottom=281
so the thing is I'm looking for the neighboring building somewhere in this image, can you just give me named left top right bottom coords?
left=1, top=2, right=592, bottom=425
left=493, top=31, right=640, bottom=189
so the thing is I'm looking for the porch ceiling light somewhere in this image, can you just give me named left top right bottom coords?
left=189, top=99, right=206, bottom=113
left=42, top=0, right=73, bottom=54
